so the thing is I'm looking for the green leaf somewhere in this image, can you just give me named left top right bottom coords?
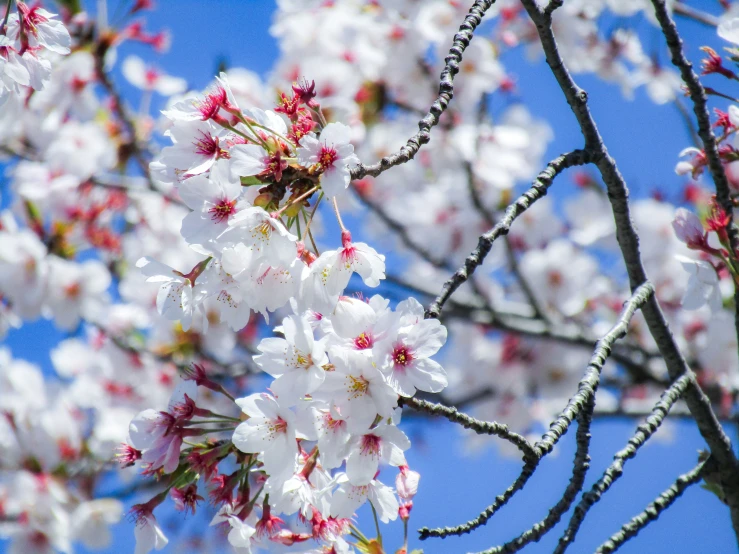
left=240, top=176, right=263, bottom=186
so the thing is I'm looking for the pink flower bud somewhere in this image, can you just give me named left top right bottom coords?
left=399, top=501, right=413, bottom=522
left=396, top=465, right=420, bottom=500
left=672, top=208, right=704, bottom=248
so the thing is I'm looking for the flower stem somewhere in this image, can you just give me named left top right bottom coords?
left=370, top=501, right=383, bottom=547
left=332, top=197, right=347, bottom=233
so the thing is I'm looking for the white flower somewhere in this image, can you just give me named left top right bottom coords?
left=136, top=257, right=208, bottom=331
left=179, top=160, right=246, bottom=250
left=719, top=17, right=739, bottom=45
left=122, top=55, right=187, bottom=96
left=345, top=423, right=410, bottom=486
left=330, top=474, right=399, bottom=523
left=373, top=298, right=448, bottom=397
left=232, top=393, right=299, bottom=480
left=675, top=255, right=722, bottom=312
left=254, top=313, right=328, bottom=405
left=71, top=499, right=123, bottom=550
left=46, top=257, right=111, bottom=330
left=297, top=123, right=359, bottom=198
left=223, top=206, right=298, bottom=266
left=317, top=350, right=397, bottom=433
left=158, top=120, right=230, bottom=177
left=309, top=405, right=352, bottom=469
left=230, top=143, right=273, bottom=177
left=7, top=6, right=71, bottom=55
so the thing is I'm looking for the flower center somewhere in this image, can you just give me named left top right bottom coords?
left=296, top=351, right=313, bottom=369
left=393, top=346, right=413, bottom=367
left=360, top=434, right=381, bottom=456
left=354, top=332, right=373, bottom=350
left=347, top=374, right=369, bottom=399
left=208, top=199, right=237, bottom=223
left=193, top=131, right=228, bottom=159
left=319, top=146, right=338, bottom=169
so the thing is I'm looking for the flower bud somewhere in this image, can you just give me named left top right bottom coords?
left=672, top=208, right=704, bottom=248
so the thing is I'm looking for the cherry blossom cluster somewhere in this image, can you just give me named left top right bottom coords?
left=1, top=0, right=739, bottom=553
left=124, top=292, right=439, bottom=552
left=0, top=2, right=71, bottom=107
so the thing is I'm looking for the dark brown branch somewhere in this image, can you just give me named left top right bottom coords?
left=595, top=460, right=707, bottom=553
left=350, top=0, right=495, bottom=180
left=519, top=0, right=739, bottom=539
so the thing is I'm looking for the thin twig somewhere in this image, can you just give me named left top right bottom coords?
left=399, top=396, right=537, bottom=462
left=476, top=395, right=595, bottom=554
left=464, top=162, right=550, bottom=322
left=674, top=2, right=720, bottom=28
left=595, top=460, right=707, bottom=553
left=350, top=0, right=496, bottom=180
left=426, top=149, right=591, bottom=319
left=519, top=0, right=739, bottom=539
left=555, top=373, right=693, bottom=553
left=417, top=284, right=653, bottom=540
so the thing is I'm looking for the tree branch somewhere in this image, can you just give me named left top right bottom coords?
left=535, top=283, right=654, bottom=457
left=476, top=395, right=595, bottom=554
left=555, top=373, right=693, bottom=553
left=595, top=460, right=707, bottom=553
left=350, top=0, right=496, bottom=180
left=519, top=0, right=739, bottom=540
left=399, top=396, right=537, bottom=462
left=417, top=284, right=652, bottom=540
left=425, top=149, right=591, bottom=319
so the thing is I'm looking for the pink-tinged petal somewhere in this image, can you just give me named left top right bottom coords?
left=230, top=144, right=268, bottom=177
left=331, top=482, right=369, bottom=519
left=231, top=419, right=276, bottom=454
left=406, top=319, right=447, bottom=358
left=346, top=439, right=381, bottom=486
left=409, top=357, right=448, bottom=393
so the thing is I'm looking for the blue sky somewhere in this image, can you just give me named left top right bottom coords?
left=2, top=1, right=737, bottom=553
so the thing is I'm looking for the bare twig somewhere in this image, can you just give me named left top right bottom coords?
left=476, top=395, right=595, bottom=554
left=520, top=0, right=739, bottom=542
left=555, top=373, right=693, bottom=553
left=464, top=162, right=550, bottom=322
left=674, top=2, right=720, bottom=28
left=350, top=0, right=496, bottom=180
left=595, top=460, right=707, bottom=553
left=418, top=284, right=653, bottom=540
left=426, top=149, right=591, bottom=319
left=399, top=396, right=537, bottom=462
